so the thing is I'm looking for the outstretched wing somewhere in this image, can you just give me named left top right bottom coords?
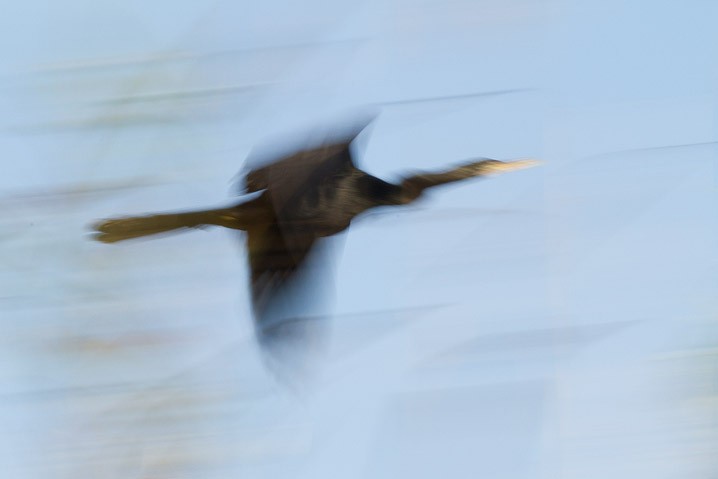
left=240, top=114, right=374, bottom=203
left=246, top=219, right=334, bottom=377
left=246, top=219, right=320, bottom=308
left=241, top=119, right=373, bottom=265
left=239, top=117, right=374, bottom=374
left=242, top=142, right=356, bottom=375
left=244, top=141, right=356, bottom=211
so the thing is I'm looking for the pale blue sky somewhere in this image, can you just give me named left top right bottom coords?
left=1, top=1, right=716, bottom=478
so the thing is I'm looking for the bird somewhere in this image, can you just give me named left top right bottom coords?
left=91, top=120, right=539, bottom=376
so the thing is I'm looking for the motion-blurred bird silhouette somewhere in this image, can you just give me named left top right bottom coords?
left=92, top=119, right=539, bottom=375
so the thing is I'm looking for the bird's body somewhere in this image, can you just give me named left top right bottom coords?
left=92, top=124, right=539, bottom=374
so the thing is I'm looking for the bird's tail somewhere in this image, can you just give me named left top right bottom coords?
left=91, top=207, right=236, bottom=243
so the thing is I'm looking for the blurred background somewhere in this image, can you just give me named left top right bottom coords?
left=1, top=0, right=717, bottom=478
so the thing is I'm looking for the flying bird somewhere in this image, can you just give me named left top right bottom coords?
left=91, top=121, right=539, bottom=375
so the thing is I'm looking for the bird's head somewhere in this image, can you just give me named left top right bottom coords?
left=462, top=158, right=542, bottom=177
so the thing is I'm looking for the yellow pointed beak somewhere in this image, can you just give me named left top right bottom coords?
left=483, top=158, right=543, bottom=175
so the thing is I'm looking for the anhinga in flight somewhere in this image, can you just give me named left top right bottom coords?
left=92, top=121, right=538, bottom=374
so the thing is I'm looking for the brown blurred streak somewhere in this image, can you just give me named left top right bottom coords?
left=0, top=304, right=448, bottom=404
left=0, top=177, right=174, bottom=207
left=5, top=113, right=180, bottom=135
left=56, top=331, right=196, bottom=354
left=6, top=39, right=367, bottom=139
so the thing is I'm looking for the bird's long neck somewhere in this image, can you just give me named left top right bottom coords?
left=396, top=166, right=474, bottom=204
left=405, top=167, right=476, bottom=190
left=354, top=174, right=406, bottom=206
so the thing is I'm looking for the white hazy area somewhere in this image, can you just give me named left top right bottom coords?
left=1, top=0, right=716, bottom=478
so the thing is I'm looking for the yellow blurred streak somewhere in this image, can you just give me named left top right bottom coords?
left=94, top=82, right=273, bottom=105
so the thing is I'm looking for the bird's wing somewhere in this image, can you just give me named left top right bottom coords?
left=239, top=117, right=374, bottom=370
left=246, top=222, right=320, bottom=304
left=246, top=221, right=332, bottom=366
left=240, top=114, right=375, bottom=201
left=243, top=140, right=356, bottom=206
left=242, top=134, right=366, bottom=267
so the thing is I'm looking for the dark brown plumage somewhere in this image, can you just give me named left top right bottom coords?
left=92, top=124, right=538, bottom=371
